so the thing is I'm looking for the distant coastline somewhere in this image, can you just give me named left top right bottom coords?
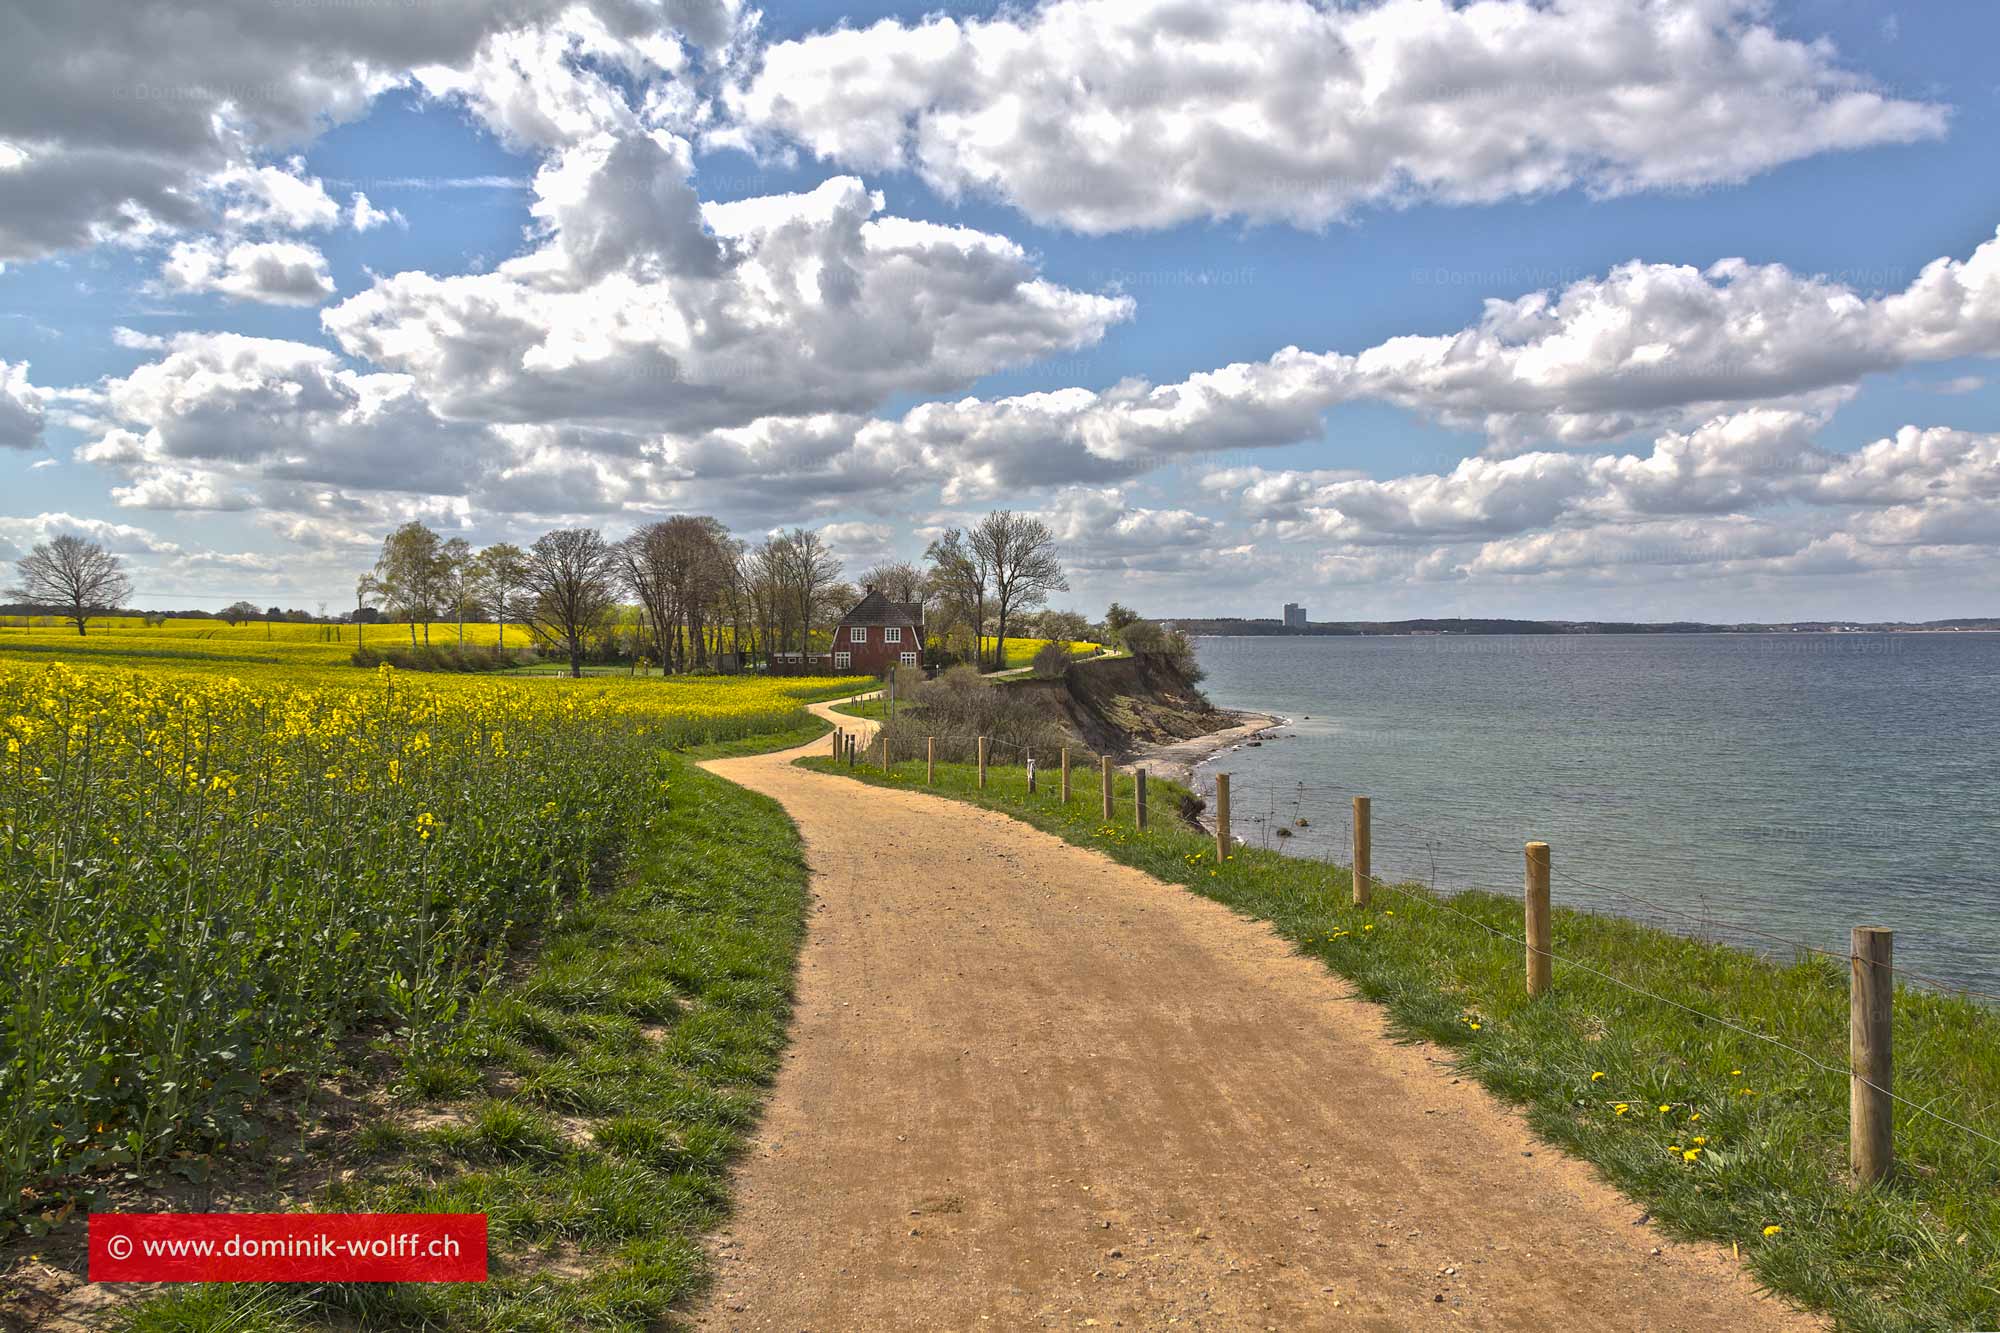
left=1163, top=615, right=2000, bottom=637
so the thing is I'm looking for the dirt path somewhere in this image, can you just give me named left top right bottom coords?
left=691, top=702, right=1820, bottom=1331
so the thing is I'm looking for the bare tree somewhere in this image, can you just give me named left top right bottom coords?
left=617, top=521, right=682, bottom=669
left=220, top=599, right=261, bottom=627
left=9, top=536, right=133, bottom=635
left=780, top=528, right=842, bottom=664
left=715, top=535, right=751, bottom=669
left=521, top=528, right=617, bottom=677
left=924, top=528, right=989, bottom=667
left=858, top=560, right=924, bottom=603
left=969, top=511, right=1068, bottom=670
left=354, top=575, right=381, bottom=650
left=748, top=534, right=794, bottom=669
left=474, top=543, right=528, bottom=650
left=680, top=516, right=736, bottom=670
left=441, top=537, right=476, bottom=646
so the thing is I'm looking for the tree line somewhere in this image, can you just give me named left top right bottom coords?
left=4, top=525, right=1206, bottom=683
left=356, top=509, right=1078, bottom=678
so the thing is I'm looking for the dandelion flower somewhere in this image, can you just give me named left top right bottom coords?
left=1614, top=1103, right=1630, bottom=1116
left=1762, top=1225, right=1782, bottom=1238
left=1590, top=1071, right=1606, bottom=1082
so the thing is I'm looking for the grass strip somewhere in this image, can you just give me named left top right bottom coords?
left=800, top=753, right=2000, bottom=1333
left=120, top=754, right=811, bottom=1332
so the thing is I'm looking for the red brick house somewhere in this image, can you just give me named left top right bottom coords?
left=828, top=587, right=924, bottom=676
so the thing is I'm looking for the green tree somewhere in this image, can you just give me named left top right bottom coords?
left=374, top=521, right=448, bottom=645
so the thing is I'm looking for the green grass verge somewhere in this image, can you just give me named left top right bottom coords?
left=798, top=753, right=2000, bottom=1333
left=120, top=755, right=811, bottom=1332
left=680, top=716, right=830, bottom=760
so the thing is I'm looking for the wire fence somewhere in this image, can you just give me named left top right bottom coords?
left=825, top=724, right=2000, bottom=1006
left=820, top=722, right=2000, bottom=1175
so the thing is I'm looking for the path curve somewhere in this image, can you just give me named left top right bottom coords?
left=692, top=701, right=1820, bottom=1330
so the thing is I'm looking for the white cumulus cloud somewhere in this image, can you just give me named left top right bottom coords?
left=725, top=0, right=1947, bottom=233
left=161, top=238, right=336, bottom=305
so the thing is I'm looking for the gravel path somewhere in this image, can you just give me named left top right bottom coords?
left=689, top=700, right=1820, bottom=1331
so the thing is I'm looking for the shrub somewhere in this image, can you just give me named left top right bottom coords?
left=1117, top=620, right=1205, bottom=681
left=1031, top=641, right=1072, bottom=678
left=879, top=663, right=1078, bottom=763
left=352, top=644, right=528, bottom=672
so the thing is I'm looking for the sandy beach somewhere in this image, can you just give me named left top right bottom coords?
left=1121, top=708, right=1283, bottom=788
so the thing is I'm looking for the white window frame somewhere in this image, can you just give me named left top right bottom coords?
left=885, top=626, right=901, bottom=643
left=850, top=626, right=866, bottom=643
left=834, top=651, right=852, bottom=670
left=900, top=651, right=919, bottom=667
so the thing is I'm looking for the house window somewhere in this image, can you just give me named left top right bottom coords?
left=850, top=626, right=866, bottom=643
left=834, top=651, right=852, bottom=670
left=900, top=651, right=918, bottom=667
left=885, top=626, right=901, bottom=643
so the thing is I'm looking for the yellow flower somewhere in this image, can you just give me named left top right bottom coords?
left=1682, top=1148, right=1701, bottom=1162
left=1730, top=1069, right=1742, bottom=1077
left=1692, top=1136, right=1707, bottom=1146
left=1614, top=1103, right=1630, bottom=1116
left=1658, top=1104, right=1672, bottom=1114
left=1590, top=1071, right=1606, bottom=1082
left=1762, top=1225, right=1782, bottom=1238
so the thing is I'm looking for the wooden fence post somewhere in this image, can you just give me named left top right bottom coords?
left=1215, top=773, right=1231, bottom=860
left=846, top=732, right=856, bottom=769
left=1851, top=926, right=1894, bottom=1188
left=880, top=732, right=890, bottom=772
left=832, top=728, right=842, bottom=759
left=977, top=736, right=988, bottom=789
left=1525, top=841, right=1552, bottom=997
left=1060, top=748, right=1071, bottom=802
left=1027, top=751, right=1037, bottom=794
left=927, top=736, right=936, bottom=785
left=1352, top=796, right=1372, bottom=907
left=1100, top=756, right=1114, bottom=820
left=1135, top=768, right=1148, bottom=830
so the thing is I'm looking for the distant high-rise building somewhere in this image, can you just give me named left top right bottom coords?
left=1283, top=602, right=1308, bottom=629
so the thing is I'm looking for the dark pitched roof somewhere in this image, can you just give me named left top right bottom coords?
left=839, top=589, right=922, bottom=630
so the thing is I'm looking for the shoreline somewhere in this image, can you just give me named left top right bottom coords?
left=1121, top=709, right=1283, bottom=789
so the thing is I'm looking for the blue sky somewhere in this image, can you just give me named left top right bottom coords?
left=5, top=0, right=2000, bottom=621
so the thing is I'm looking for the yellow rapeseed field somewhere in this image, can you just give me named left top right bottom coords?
left=0, top=652, right=862, bottom=1231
